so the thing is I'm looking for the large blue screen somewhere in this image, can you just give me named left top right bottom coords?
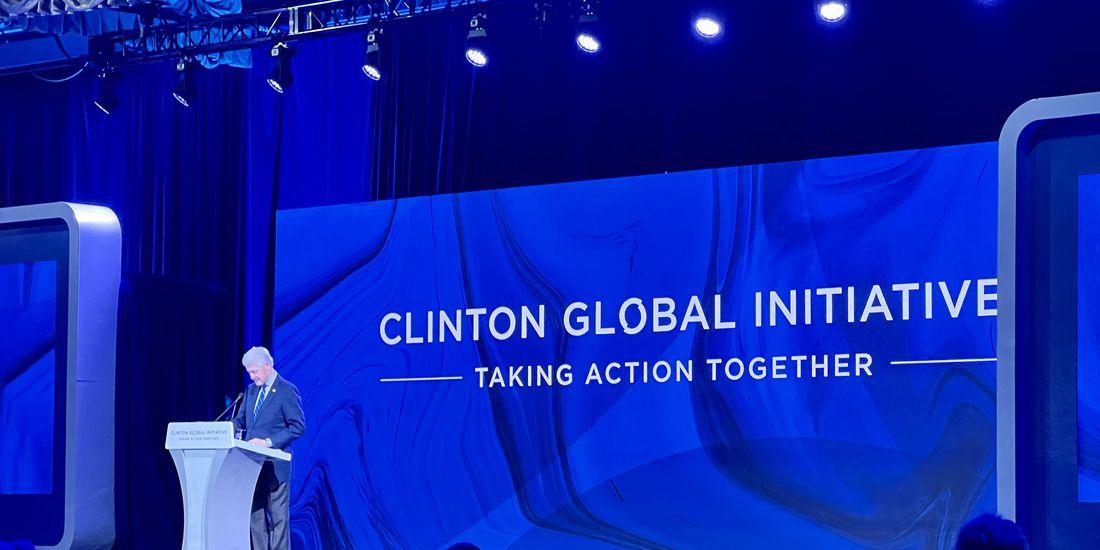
left=1079, top=173, right=1100, bottom=503
left=0, top=260, right=56, bottom=495
left=274, top=143, right=998, bottom=548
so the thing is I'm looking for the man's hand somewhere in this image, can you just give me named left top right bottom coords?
left=247, top=438, right=271, bottom=448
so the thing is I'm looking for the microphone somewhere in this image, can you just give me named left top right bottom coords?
left=214, top=392, right=245, bottom=422
left=229, top=390, right=244, bottom=424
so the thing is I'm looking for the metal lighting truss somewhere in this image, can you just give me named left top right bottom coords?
left=0, top=0, right=487, bottom=75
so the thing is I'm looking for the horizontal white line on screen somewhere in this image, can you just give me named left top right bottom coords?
left=889, top=358, right=997, bottom=366
left=379, top=375, right=464, bottom=383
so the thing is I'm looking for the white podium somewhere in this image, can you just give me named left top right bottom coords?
left=165, top=422, right=291, bottom=550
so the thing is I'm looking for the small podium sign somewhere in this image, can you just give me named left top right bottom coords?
left=165, top=421, right=234, bottom=450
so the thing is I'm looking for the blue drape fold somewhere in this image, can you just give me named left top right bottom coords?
left=0, top=18, right=475, bottom=546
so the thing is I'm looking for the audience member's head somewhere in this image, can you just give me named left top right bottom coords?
left=446, top=543, right=479, bottom=550
left=956, top=513, right=1028, bottom=550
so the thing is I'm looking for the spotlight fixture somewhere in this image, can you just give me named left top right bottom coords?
left=575, top=1, right=601, bottom=54
left=92, top=68, right=117, bottom=116
left=362, top=28, right=383, bottom=81
left=267, top=42, right=295, bottom=94
left=465, top=13, right=489, bottom=68
left=693, top=15, right=722, bottom=39
left=816, top=0, right=849, bottom=23
left=172, top=58, right=194, bottom=108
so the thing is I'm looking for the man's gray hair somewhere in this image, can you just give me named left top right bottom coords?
left=242, top=346, right=274, bottom=368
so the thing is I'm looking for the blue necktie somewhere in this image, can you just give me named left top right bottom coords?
left=253, top=386, right=268, bottom=421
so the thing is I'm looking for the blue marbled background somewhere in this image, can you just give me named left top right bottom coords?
left=0, top=260, right=56, bottom=495
left=1079, top=173, right=1100, bottom=503
left=274, top=142, right=997, bottom=548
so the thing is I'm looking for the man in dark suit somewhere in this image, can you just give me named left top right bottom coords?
left=232, top=346, right=306, bottom=550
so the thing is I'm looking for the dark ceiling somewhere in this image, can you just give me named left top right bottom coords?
left=455, top=0, right=1100, bottom=187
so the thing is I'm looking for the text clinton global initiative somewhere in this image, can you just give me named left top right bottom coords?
left=378, top=279, right=997, bottom=345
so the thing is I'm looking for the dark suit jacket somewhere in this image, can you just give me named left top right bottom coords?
left=232, top=374, right=306, bottom=484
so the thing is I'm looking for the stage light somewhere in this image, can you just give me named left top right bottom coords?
left=92, top=69, right=117, bottom=116
left=267, top=42, right=295, bottom=94
left=576, top=31, right=600, bottom=53
left=362, top=28, right=383, bottom=81
left=575, top=2, right=601, bottom=54
left=817, top=1, right=848, bottom=23
left=172, top=59, right=194, bottom=108
left=465, top=13, right=489, bottom=68
left=693, top=16, right=722, bottom=39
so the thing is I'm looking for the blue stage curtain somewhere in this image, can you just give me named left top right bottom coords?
left=0, top=60, right=275, bottom=546
left=0, top=17, right=475, bottom=543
